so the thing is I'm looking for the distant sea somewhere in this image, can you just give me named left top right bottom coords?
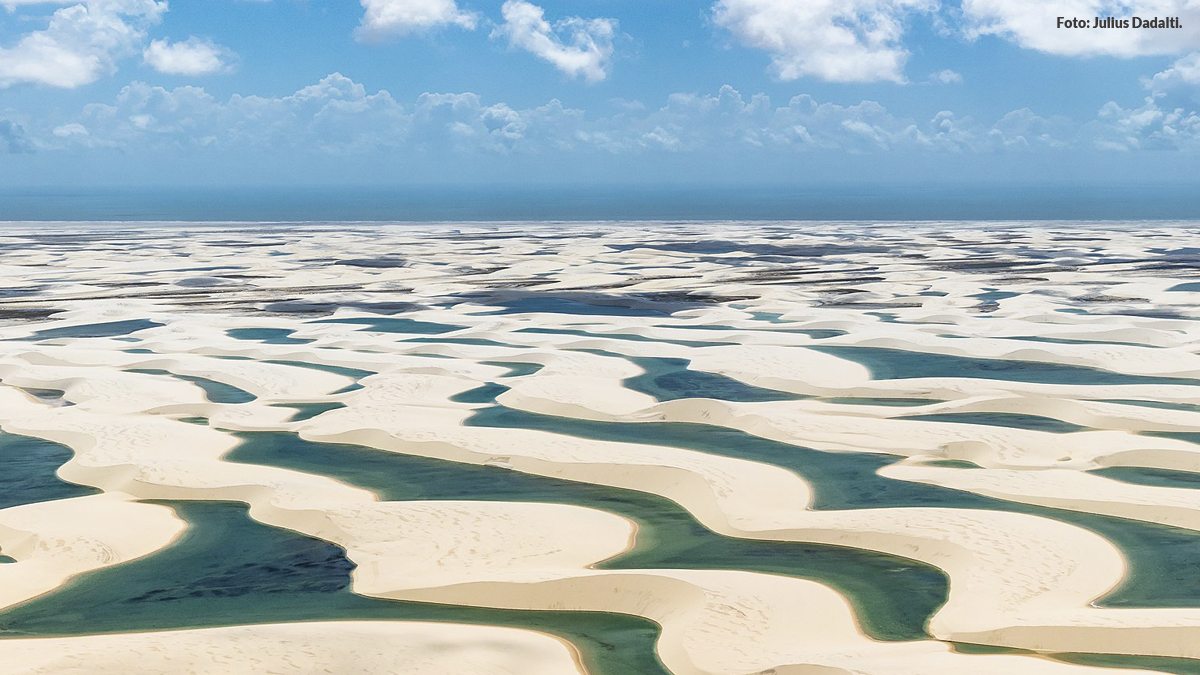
left=1, top=184, right=1197, bottom=222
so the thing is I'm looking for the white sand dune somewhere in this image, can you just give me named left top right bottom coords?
left=0, top=493, right=184, bottom=611
left=0, top=622, right=584, bottom=675
left=4, top=222, right=1200, bottom=673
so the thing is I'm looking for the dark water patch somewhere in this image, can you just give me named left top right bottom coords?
left=465, top=403, right=1200, bottom=616
left=226, top=432, right=947, bottom=643
left=795, top=329, right=848, bottom=339
left=0, top=287, right=44, bottom=299
left=334, top=258, right=407, bottom=269
left=1092, top=308, right=1194, bottom=321
left=0, top=500, right=667, bottom=675
left=14, top=387, right=70, bottom=406
left=481, top=297, right=671, bottom=317
left=973, top=289, right=1021, bottom=302
left=812, top=346, right=1200, bottom=387
left=262, top=360, right=376, bottom=381
left=26, top=319, right=163, bottom=341
left=1052, top=651, right=1200, bottom=673
left=403, top=337, right=527, bottom=348
left=630, top=291, right=756, bottom=305
left=451, top=383, right=513, bottom=404
left=1169, top=282, right=1200, bottom=293
left=262, top=301, right=424, bottom=316
left=181, top=376, right=255, bottom=405
left=0, top=555, right=14, bottom=564
left=899, top=412, right=1088, bottom=434
left=227, top=328, right=313, bottom=345
left=93, top=281, right=164, bottom=289
left=973, top=288, right=1019, bottom=313
left=1004, top=336, right=1154, bottom=348
left=1093, top=466, right=1200, bottom=491
left=169, top=265, right=245, bottom=273
left=1101, top=399, right=1200, bottom=414
left=273, top=402, right=347, bottom=422
left=484, top=361, right=545, bottom=378
left=624, top=357, right=805, bottom=403
left=460, top=291, right=687, bottom=317
left=310, top=317, right=464, bottom=334
left=0, top=308, right=64, bottom=321
left=922, top=460, right=985, bottom=469
left=516, top=327, right=732, bottom=349
left=822, top=397, right=942, bottom=407
left=177, top=277, right=237, bottom=288
left=0, top=431, right=99, bottom=510
left=651, top=324, right=847, bottom=339
left=606, top=240, right=888, bottom=257
left=823, top=302, right=923, bottom=311
left=949, top=641, right=1034, bottom=655
left=128, top=369, right=256, bottom=404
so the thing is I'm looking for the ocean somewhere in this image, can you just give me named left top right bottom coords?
left=1, top=184, right=1198, bottom=222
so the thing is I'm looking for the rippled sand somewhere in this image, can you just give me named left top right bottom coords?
left=3, top=221, right=1200, bottom=674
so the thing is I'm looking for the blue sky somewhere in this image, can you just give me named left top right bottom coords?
left=2, top=0, right=1199, bottom=189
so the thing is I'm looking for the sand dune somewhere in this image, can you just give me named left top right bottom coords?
left=4, top=222, right=1200, bottom=672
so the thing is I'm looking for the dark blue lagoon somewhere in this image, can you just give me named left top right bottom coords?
left=0, top=431, right=98, bottom=510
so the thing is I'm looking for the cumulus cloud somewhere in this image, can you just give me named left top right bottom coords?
left=712, top=0, right=936, bottom=83
left=143, top=37, right=234, bottom=76
left=962, top=0, right=1200, bottom=57
left=30, top=73, right=1187, bottom=157
left=0, top=119, right=33, bottom=152
left=618, top=84, right=1069, bottom=153
left=0, top=0, right=166, bottom=88
left=1091, top=96, right=1200, bottom=150
left=1146, top=52, right=1200, bottom=94
left=989, top=108, right=1072, bottom=148
left=492, top=1, right=616, bottom=82
left=355, top=0, right=477, bottom=40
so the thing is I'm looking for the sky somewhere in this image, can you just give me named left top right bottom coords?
left=2, top=0, right=1200, bottom=191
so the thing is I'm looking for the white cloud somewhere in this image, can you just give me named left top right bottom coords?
left=492, top=0, right=616, bottom=82
left=962, top=0, right=1200, bottom=57
left=34, top=74, right=1187, bottom=157
left=1091, top=96, right=1200, bottom=150
left=930, top=68, right=963, bottom=84
left=712, top=0, right=935, bottom=83
left=143, top=37, right=233, bottom=76
left=0, top=0, right=75, bottom=6
left=1146, top=52, right=1200, bottom=93
left=0, top=0, right=166, bottom=88
left=355, top=0, right=477, bottom=40
left=989, top=108, right=1071, bottom=147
